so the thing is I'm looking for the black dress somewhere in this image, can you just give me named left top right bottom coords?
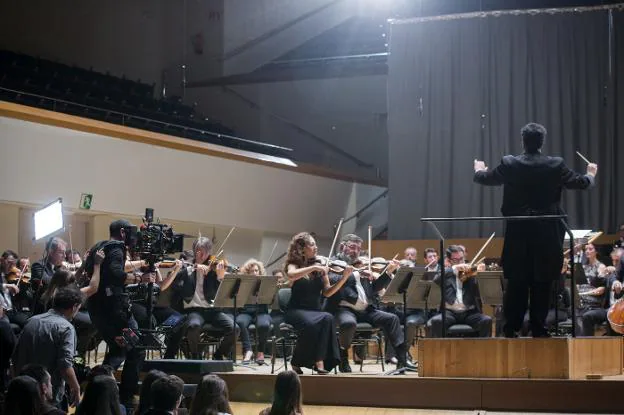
left=285, top=271, right=340, bottom=370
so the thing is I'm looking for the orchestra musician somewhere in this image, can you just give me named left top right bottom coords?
left=1, top=250, right=31, bottom=330
left=474, top=122, right=597, bottom=338
left=400, top=247, right=418, bottom=267
left=32, top=237, right=68, bottom=287
left=175, top=236, right=237, bottom=360
left=428, top=245, right=492, bottom=337
left=576, top=243, right=609, bottom=335
left=580, top=249, right=623, bottom=336
left=235, top=258, right=271, bottom=365
left=284, top=232, right=351, bottom=374
left=326, top=234, right=410, bottom=373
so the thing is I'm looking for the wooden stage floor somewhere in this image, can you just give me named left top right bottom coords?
left=216, top=361, right=624, bottom=413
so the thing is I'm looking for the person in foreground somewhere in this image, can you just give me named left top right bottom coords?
left=259, top=370, right=303, bottom=415
left=474, top=122, right=597, bottom=337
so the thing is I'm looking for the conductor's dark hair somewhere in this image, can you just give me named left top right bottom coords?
left=521, top=122, right=546, bottom=153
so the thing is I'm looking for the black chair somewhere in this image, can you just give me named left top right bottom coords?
left=270, top=288, right=298, bottom=374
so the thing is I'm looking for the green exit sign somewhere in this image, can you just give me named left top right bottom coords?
left=79, top=193, right=93, bottom=210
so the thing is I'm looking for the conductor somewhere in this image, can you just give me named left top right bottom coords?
left=473, top=123, right=598, bottom=337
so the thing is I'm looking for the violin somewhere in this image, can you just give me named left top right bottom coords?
left=5, top=266, right=31, bottom=285
left=457, top=264, right=483, bottom=283
left=313, top=256, right=350, bottom=274
left=207, top=255, right=239, bottom=273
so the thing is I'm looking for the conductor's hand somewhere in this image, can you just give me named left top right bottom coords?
left=474, top=159, right=487, bottom=173
left=586, top=163, right=598, bottom=177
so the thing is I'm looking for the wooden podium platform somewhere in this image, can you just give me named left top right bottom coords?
left=418, top=337, right=623, bottom=379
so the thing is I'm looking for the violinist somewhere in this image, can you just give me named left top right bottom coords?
left=326, top=234, right=409, bottom=373
left=235, top=258, right=271, bottom=365
left=579, top=247, right=622, bottom=336
left=127, top=254, right=187, bottom=359
left=284, top=232, right=351, bottom=374
left=428, top=245, right=492, bottom=338
left=1, top=250, right=31, bottom=330
left=32, top=237, right=67, bottom=287
left=176, top=236, right=237, bottom=360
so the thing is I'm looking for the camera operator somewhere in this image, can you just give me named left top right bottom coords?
left=128, top=256, right=187, bottom=359
left=87, top=219, right=151, bottom=410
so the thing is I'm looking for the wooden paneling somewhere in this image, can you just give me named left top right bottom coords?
left=419, top=337, right=622, bottom=379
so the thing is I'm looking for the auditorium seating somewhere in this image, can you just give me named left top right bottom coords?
left=0, top=50, right=289, bottom=158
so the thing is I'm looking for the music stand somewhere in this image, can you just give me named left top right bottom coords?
left=573, top=266, right=588, bottom=285
left=476, top=271, right=504, bottom=307
left=476, top=271, right=504, bottom=337
left=381, top=267, right=423, bottom=375
left=213, top=274, right=258, bottom=365
left=248, top=275, right=279, bottom=366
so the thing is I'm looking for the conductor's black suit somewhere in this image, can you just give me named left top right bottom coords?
left=474, top=153, right=594, bottom=336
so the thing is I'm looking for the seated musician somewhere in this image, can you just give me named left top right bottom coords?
left=326, top=234, right=410, bottom=373
left=424, top=248, right=441, bottom=273
left=175, top=237, right=237, bottom=360
left=124, top=255, right=187, bottom=359
left=1, top=250, right=32, bottom=329
left=235, top=258, right=271, bottom=365
left=31, top=237, right=67, bottom=287
left=576, top=243, right=606, bottom=336
left=386, top=248, right=438, bottom=364
left=400, top=247, right=418, bottom=267
left=428, top=245, right=492, bottom=338
left=580, top=248, right=623, bottom=336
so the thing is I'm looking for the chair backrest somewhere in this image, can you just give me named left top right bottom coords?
left=277, top=288, right=292, bottom=312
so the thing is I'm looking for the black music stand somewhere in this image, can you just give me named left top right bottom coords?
left=381, top=266, right=424, bottom=375
left=476, top=271, right=504, bottom=335
left=213, top=274, right=257, bottom=365
left=250, top=275, right=279, bottom=366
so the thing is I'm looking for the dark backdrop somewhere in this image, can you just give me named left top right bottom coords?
left=387, top=6, right=624, bottom=239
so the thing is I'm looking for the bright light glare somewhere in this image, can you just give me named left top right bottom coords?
left=34, top=199, right=64, bottom=241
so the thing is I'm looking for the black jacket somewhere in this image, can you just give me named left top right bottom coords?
left=434, top=268, right=482, bottom=312
left=474, top=153, right=594, bottom=280
left=325, top=270, right=392, bottom=313
left=89, top=240, right=127, bottom=306
left=174, top=265, right=221, bottom=308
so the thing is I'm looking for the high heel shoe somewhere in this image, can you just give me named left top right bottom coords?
left=313, top=365, right=329, bottom=375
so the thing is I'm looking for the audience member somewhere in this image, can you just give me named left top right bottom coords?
left=259, top=370, right=303, bottom=415
left=3, top=375, right=46, bottom=415
left=189, top=374, right=233, bottom=415
left=19, top=364, right=66, bottom=415
left=144, top=375, right=184, bottom=415
left=13, top=287, right=83, bottom=408
left=135, top=370, right=167, bottom=415
left=75, top=375, right=122, bottom=415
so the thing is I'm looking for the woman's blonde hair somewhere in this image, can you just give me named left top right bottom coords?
left=239, top=258, right=265, bottom=275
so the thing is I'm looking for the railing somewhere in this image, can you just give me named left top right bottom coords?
left=421, top=214, right=575, bottom=338
left=0, top=86, right=293, bottom=156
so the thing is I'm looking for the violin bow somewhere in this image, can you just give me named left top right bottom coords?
left=468, top=232, right=496, bottom=268
left=563, top=231, right=603, bottom=256
left=368, top=225, right=372, bottom=275
left=328, top=218, right=344, bottom=258
left=264, top=240, right=279, bottom=267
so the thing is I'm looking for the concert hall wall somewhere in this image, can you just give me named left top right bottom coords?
left=0, top=115, right=383, bottom=249
left=387, top=6, right=624, bottom=239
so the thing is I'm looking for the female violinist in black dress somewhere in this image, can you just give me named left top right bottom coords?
left=284, top=232, right=351, bottom=374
